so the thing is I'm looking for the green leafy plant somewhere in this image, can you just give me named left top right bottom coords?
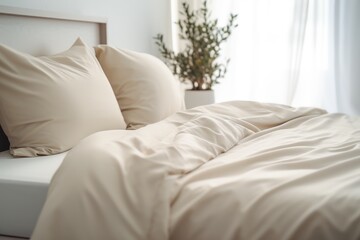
left=154, top=0, right=238, bottom=90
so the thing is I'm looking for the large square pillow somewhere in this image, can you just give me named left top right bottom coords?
left=95, top=46, right=185, bottom=130
left=0, top=38, right=126, bottom=157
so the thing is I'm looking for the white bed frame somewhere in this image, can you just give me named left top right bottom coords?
left=0, top=5, right=107, bottom=55
left=0, top=5, right=108, bottom=239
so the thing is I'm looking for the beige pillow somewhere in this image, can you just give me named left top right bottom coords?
left=0, top=38, right=126, bottom=157
left=95, top=46, right=185, bottom=130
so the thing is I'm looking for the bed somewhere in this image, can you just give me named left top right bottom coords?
left=1, top=6, right=360, bottom=240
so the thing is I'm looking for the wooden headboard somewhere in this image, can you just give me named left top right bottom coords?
left=0, top=5, right=108, bottom=151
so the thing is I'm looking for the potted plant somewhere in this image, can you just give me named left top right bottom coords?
left=154, top=0, right=238, bottom=108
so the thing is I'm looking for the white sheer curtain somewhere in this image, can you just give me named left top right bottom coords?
left=171, top=0, right=360, bottom=115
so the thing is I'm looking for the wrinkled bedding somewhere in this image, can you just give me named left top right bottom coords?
left=31, top=101, right=360, bottom=240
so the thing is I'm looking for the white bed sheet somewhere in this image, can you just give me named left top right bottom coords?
left=0, top=150, right=67, bottom=238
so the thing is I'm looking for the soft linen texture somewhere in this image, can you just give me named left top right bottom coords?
left=95, top=46, right=185, bottom=130
left=0, top=38, right=126, bottom=157
left=31, top=101, right=360, bottom=240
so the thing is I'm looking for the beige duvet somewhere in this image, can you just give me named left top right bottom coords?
left=32, top=101, right=360, bottom=240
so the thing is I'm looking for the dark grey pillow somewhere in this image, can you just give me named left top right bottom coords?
left=0, top=126, right=9, bottom=152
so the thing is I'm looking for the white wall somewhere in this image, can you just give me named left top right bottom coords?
left=0, top=0, right=171, bottom=55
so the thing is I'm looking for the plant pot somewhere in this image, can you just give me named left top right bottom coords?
left=184, top=90, right=215, bottom=109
